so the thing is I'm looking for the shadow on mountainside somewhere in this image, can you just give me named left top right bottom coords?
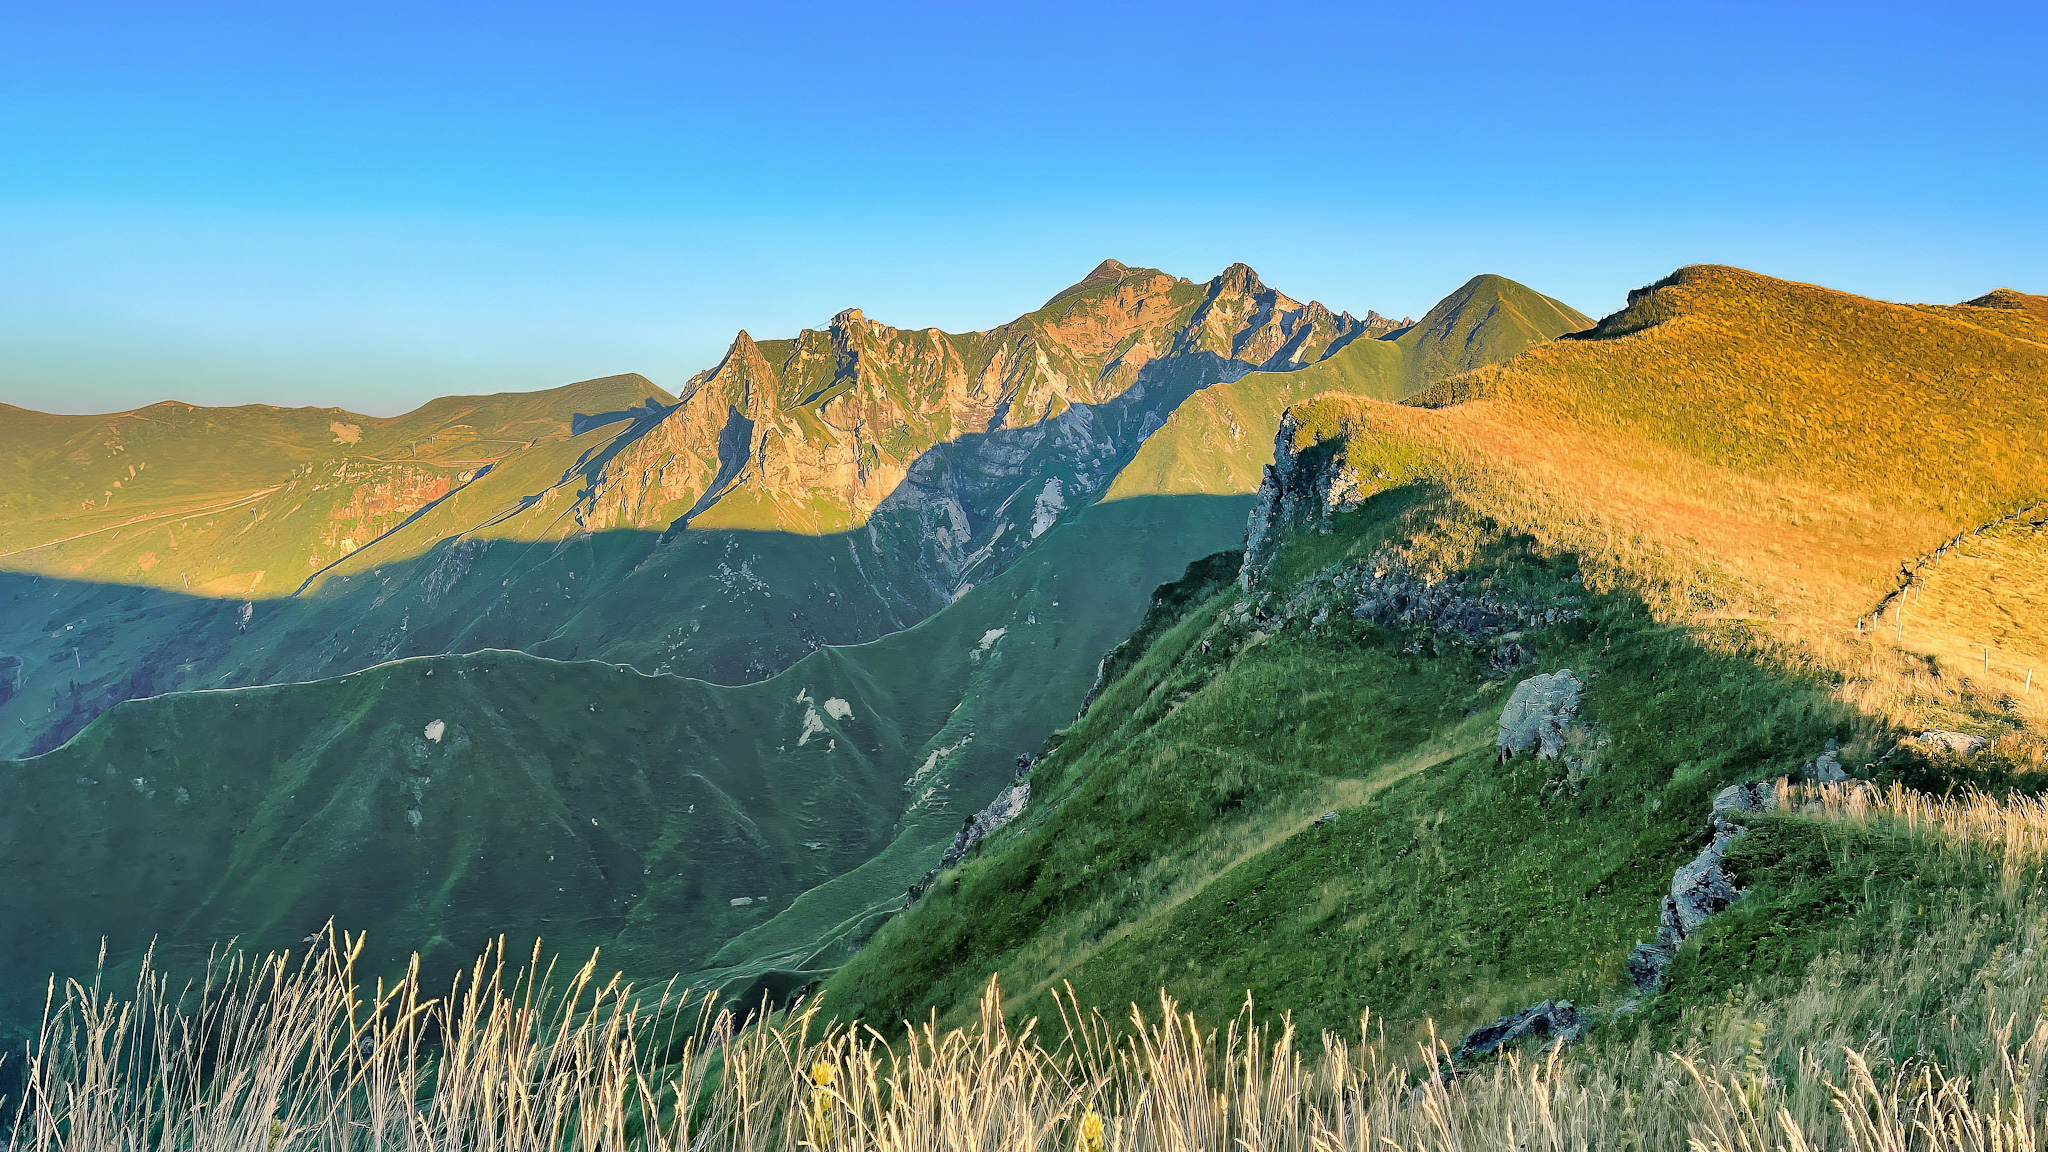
left=0, top=494, right=1253, bottom=1046
left=0, top=352, right=1271, bottom=761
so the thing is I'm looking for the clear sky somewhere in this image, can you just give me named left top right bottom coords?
left=3, top=1, right=2042, bottom=416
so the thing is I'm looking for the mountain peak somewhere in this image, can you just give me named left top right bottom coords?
left=1214, top=262, right=1267, bottom=297
left=832, top=307, right=867, bottom=328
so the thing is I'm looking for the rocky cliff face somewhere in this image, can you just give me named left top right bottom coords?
left=564, top=261, right=1371, bottom=557
left=1240, top=410, right=1373, bottom=589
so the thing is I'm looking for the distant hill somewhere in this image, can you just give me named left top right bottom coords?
left=0, top=375, right=672, bottom=598
left=1103, top=274, right=1589, bottom=499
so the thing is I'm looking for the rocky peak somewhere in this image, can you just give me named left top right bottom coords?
left=1084, top=257, right=1129, bottom=282
left=1213, top=261, right=1269, bottom=299
left=831, top=307, right=869, bottom=330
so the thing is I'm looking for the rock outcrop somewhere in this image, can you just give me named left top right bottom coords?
left=1241, top=410, right=1370, bottom=589
left=1628, top=778, right=1780, bottom=993
left=939, top=782, right=1030, bottom=872
left=1497, top=670, right=1584, bottom=760
left=907, top=754, right=1037, bottom=905
left=1454, top=1000, right=1587, bottom=1062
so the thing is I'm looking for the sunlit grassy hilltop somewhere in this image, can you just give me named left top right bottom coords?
left=827, top=265, right=2048, bottom=1050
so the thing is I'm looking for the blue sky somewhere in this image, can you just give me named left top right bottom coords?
left=3, top=1, right=2042, bottom=415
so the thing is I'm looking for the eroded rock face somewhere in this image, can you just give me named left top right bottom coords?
left=1628, top=771, right=1794, bottom=993
left=573, top=261, right=1367, bottom=548
left=1497, top=670, right=1584, bottom=760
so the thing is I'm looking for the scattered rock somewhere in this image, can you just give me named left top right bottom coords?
left=1489, top=638, right=1536, bottom=671
left=1711, top=780, right=1776, bottom=823
left=1916, top=730, right=1989, bottom=756
left=1454, top=1000, right=1586, bottom=1062
left=1496, top=670, right=1583, bottom=760
left=1800, top=738, right=1848, bottom=782
left=1348, top=559, right=1584, bottom=646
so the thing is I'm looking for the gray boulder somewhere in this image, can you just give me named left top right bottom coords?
left=1711, top=781, right=1776, bottom=826
left=1918, top=730, right=1989, bottom=756
left=1497, top=670, right=1583, bottom=760
left=1664, top=828, right=1746, bottom=940
left=1454, top=1000, right=1586, bottom=1062
left=1800, top=738, right=1849, bottom=782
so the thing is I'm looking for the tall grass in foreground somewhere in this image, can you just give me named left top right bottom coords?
left=1792, top=779, right=2048, bottom=876
left=9, top=931, right=2048, bottom=1151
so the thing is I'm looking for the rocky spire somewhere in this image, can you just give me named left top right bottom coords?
left=1213, top=262, right=1268, bottom=298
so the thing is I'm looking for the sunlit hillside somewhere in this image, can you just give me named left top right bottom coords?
left=828, top=265, right=2048, bottom=1048
left=0, top=375, right=670, bottom=597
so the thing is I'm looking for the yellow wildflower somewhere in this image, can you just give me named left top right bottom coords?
left=1079, top=1109, right=1106, bottom=1152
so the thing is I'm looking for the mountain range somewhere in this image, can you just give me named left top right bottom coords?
left=2, top=261, right=2042, bottom=1070
left=0, top=260, right=1586, bottom=1027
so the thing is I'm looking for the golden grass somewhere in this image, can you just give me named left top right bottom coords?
left=1790, top=779, right=2048, bottom=877
left=1274, top=266, right=2048, bottom=741
left=12, top=925, right=2048, bottom=1151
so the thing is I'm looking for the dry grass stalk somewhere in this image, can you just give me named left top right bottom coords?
left=8, top=936, right=2048, bottom=1151
left=1790, top=781, right=2048, bottom=876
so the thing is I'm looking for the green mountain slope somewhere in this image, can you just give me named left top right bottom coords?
left=0, top=493, right=1248, bottom=1033
left=825, top=492, right=1850, bottom=1040
left=0, top=262, right=1378, bottom=757
left=1104, top=275, right=1588, bottom=499
left=824, top=266, right=2048, bottom=1044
